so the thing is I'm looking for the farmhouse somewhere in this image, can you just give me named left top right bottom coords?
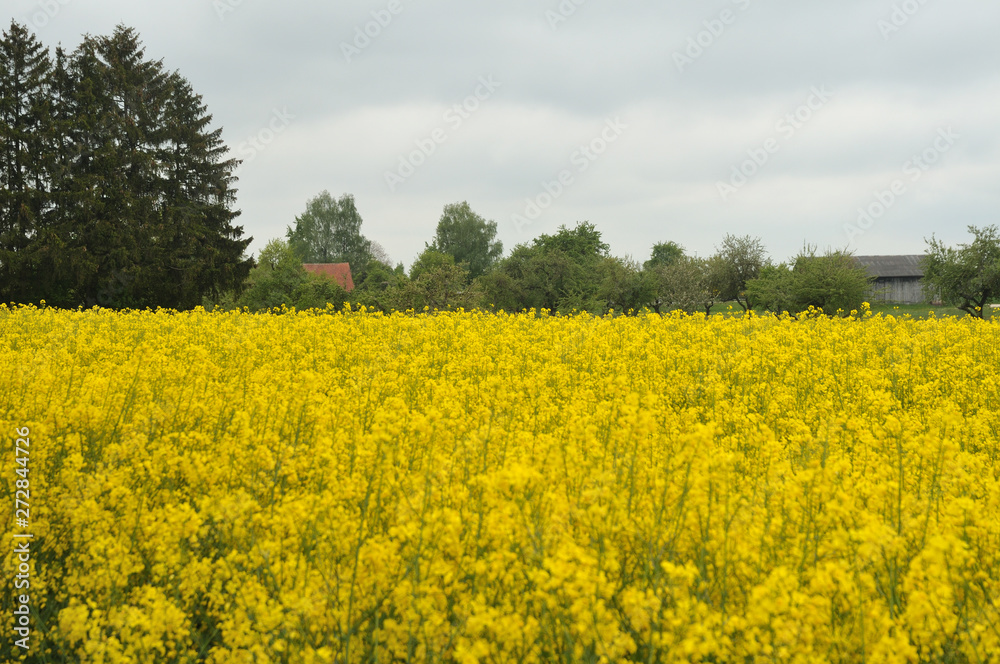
left=853, top=255, right=925, bottom=304
left=303, top=263, right=355, bottom=292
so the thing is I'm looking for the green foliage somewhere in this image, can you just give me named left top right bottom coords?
left=478, top=244, right=552, bottom=312
left=296, top=273, right=351, bottom=311
left=600, top=257, right=655, bottom=314
left=352, top=259, right=409, bottom=313
left=237, top=239, right=348, bottom=311
left=237, top=239, right=303, bottom=311
left=595, top=241, right=728, bottom=316
left=481, top=222, right=610, bottom=314
left=713, top=234, right=766, bottom=310
left=354, top=258, right=405, bottom=291
left=922, top=225, right=1000, bottom=319
left=286, top=191, right=373, bottom=278
left=643, top=241, right=685, bottom=270
left=352, top=247, right=483, bottom=314
left=745, top=263, right=795, bottom=314
left=646, top=256, right=719, bottom=315
left=0, top=22, right=252, bottom=309
left=747, top=247, right=873, bottom=315
left=397, top=262, right=481, bottom=312
left=532, top=221, right=610, bottom=262
left=429, top=201, right=503, bottom=280
left=0, top=21, right=53, bottom=302
left=409, top=248, right=456, bottom=282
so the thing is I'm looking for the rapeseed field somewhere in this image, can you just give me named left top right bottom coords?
left=2, top=304, right=999, bottom=663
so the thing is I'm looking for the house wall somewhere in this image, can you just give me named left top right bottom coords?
left=869, top=277, right=925, bottom=304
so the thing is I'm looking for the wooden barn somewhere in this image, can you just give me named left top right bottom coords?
left=853, top=255, right=926, bottom=304
left=303, top=263, right=355, bottom=292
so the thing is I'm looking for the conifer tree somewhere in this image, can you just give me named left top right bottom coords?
left=154, top=72, right=250, bottom=307
left=0, top=23, right=252, bottom=308
left=0, top=21, right=53, bottom=303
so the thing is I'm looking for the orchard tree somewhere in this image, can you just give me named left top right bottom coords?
left=600, top=256, right=654, bottom=314
left=744, top=263, right=794, bottom=314
left=922, top=225, right=1000, bottom=318
left=714, top=234, right=766, bottom=310
left=429, top=201, right=502, bottom=280
left=646, top=256, right=718, bottom=315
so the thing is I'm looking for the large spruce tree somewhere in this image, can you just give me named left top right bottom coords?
left=0, top=21, right=53, bottom=304
left=0, top=22, right=251, bottom=308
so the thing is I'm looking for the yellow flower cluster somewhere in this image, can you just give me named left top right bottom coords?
left=2, top=304, right=1000, bottom=663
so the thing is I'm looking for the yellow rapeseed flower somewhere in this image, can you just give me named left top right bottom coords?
left=1, top=305, right=999, bottom=662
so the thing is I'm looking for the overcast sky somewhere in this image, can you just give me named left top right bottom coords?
left=10, top=0, right=1000, bottom=268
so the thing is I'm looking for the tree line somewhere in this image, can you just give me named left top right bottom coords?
left=3, top=23, right=997, bottom=318
left=238, top=192, right=1000, bottom=319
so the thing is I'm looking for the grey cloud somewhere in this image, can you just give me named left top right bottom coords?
left=6, top=0, right=999, bottom=265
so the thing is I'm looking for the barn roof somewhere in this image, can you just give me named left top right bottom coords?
left=303, top=263, right=355, bottom=291
left=853, top=255, right=925, bottom=278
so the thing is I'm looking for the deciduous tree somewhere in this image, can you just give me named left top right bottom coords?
left=480, top=222, right=610, bottom=314
left=922, top=225, right=1000, bottom=318
left=600, top=256, right=654, bottom=314
left=643, top=241, right=685, bottom=270
left=286, top=191, right=373, bottom=275
left=646, top=256, right=717, bottom=315
left=238, top=238, right=348, bottom=311
left=429, top=201, right=502, bottom=280
left=713, top=234, right=766, bottom=311
left=396, top=247, right=480, bottom=311
left=747, top=247, right=872, bottom=315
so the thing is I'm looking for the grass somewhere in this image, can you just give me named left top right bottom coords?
left=709, top=301, right=999, bottom=320
left=868, top=301, right=999, bottom=320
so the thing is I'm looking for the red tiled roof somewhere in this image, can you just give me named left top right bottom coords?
left=303, top=263, right=354, bottom=291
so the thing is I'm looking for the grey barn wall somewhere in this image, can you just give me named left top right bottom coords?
left=854, top=256, right=929, bottom=304
left=868, top=277, right=925, bottom=304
